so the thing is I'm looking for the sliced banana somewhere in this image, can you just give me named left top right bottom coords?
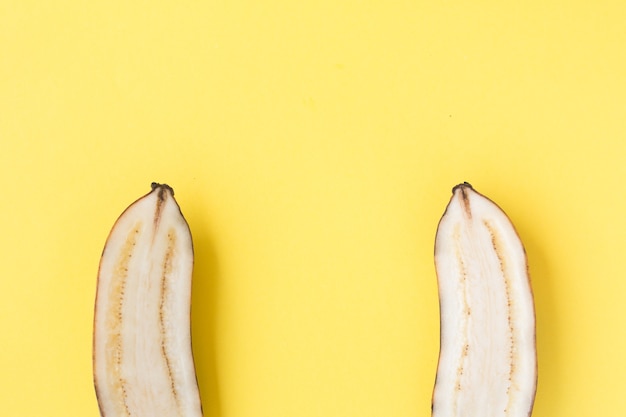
left=432, top=183, right=537, bottom=417
left=93, top=183, right=203, bottom=417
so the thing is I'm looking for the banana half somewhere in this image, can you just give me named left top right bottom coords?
left=93, top=183, right=203, bottom=417
left=432, top=183, right=537, bottom=417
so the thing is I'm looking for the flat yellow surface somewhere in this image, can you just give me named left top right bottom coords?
left=1, top=1, right=625, bottom=416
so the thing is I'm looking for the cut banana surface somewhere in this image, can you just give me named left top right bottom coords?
left=432, top=183, right=536, bottom=417
left=93, top=183, right=203, bottom=417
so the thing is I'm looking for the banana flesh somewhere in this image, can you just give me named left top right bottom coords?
left=432, top=183, right=537, bottom=417
left=93, top=183, right=203, bottom=417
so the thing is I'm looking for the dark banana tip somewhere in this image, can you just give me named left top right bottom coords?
left=452, top=182, right=473, bottom=218
left=151, top=182, right=175, bottom=197
left=452, top=182, right=473, bottom=194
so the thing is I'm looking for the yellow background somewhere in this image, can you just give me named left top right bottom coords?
left=1, top=1, right=625, bottom=416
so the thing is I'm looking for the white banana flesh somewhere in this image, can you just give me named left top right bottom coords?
left=432, top=183, right=536, bottom=417
left=93, top=183, right=203, bottom=417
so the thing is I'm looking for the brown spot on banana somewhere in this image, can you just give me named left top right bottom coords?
left=432, top=183, right=537, bottom=417
left=93, top=183, right=203, bottom=417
